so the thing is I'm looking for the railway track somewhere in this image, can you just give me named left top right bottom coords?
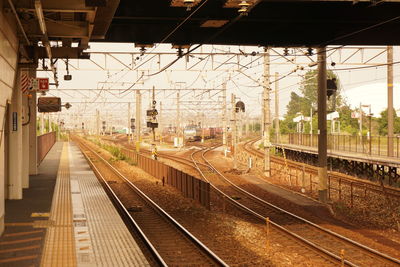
left=191, top=146, right=400, bottom=267
left=242, top=138, right=400, bottom=199
left=76, top=138, right=229, bottom=267
left=88, top=136, right=400, bottom=265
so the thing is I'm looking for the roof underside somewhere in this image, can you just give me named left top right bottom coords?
left=103, top=0, right=400, bottom=46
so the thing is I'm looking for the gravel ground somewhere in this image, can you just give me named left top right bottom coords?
left=204, top=150, right=400, bottom=260
left=81, top=139, right=331, bottom=266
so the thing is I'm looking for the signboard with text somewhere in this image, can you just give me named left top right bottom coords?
left=37, top=78, right=49, bottom=91
left=29, top=78, right=49, bottom=92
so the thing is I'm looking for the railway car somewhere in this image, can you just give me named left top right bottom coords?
left=184, top=126, right=219, bottom=141
left=214, top=127, right=223, bottom=135
left=184, top=125, right=200, bottom=141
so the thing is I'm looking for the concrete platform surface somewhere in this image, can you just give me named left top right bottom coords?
left=0, top=142, right=150, bottom=267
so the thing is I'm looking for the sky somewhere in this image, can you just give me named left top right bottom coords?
left=38, top=44, right=400, bottom=129
left=342, top=83, right=400, bottom=117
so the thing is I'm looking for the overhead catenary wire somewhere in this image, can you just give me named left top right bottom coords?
left=95, top=0, right=210, bottom=90
left=145, top=0, right=263, bottom=77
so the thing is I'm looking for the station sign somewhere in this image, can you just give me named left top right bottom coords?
left=30, top=78, right=49, bottom=92
left=38, top=78, right=49, bottom=91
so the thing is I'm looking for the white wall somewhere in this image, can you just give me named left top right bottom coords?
left=0, top=0, right=19, bottom=234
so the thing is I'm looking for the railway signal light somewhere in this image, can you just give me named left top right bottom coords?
left=327, top=78, right=337, bottom=98
left=235, top=101, right=245, bottom=113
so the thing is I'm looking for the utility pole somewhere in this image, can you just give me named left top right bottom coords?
left=201, top=113, right=205, bottom=143
left=245, top=113, right=249, bottom=137
left=317, top=47, right=328, bottom=203
left=232, top=93, right=237, bottom=169
left=387, top=46, right=394, bottom=157
left=359, top=102, right=363, bottom=148
left=310, top=107, right=313, bottom=146
left=222, top=81, right=227, bottom=155
left=136, top=90, right=141, bottom=152
left=96, top=109, right=100, bottom=136
left=274, top=72, right=280, bottom=143
left=110, top=113, right=113, bottom=136
left=261, top=93, right=264, bottom=138
left=263, top=47, right=271, bottom=177
left=159, top=101, right=163, bottom=144
left=152, top=86, right=156, bottom=143
left=368, top=105, right=372, bottom=154
left=238, top=111, right=243, bottom=141
left=128, top=102, right=131, bottom=143
left=177, top=91, right=181, bottom=147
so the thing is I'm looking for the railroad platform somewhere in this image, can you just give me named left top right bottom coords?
left=275, top=143, right=400, bottom=167
left=273, top=143, right=400, bottom=185
left=0, top=142, right=150, bottom=267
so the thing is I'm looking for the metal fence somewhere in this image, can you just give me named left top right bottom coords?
left=37, top=131, right=56, bottom=164
left=237, top=148, right=400, bottom=209
left=120, top=147, right=211, bottom=209
left=284, top=133, right=400, bottom=158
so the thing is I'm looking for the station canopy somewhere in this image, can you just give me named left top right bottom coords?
left=9, top=0, right=400, bottom=61
left=105, top=0, right=400, bottom=46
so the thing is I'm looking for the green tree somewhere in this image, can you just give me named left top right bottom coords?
left=283, top=70, right=344, bottom=133
left=299, top=69, right=343, bottom=113
left=337, top=104, right=359, bottom=135
left=377, top=108, right=400, bottom=135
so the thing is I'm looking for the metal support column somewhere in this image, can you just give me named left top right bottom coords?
left=28, top=90, right=37, bottom=175
left=177, top=91, right=181, bottom=147
left=263, top=47, right=271, bottom=177
left=159, top=101, right=163, bottom=144
left=8, top=69, right=23, bottom=199
left=359, top=102, right=363, bottom=150
left=232, top=93, right=237, bottom=169
left=274, top=72, right=280, bottom=143
left=222, top=82, right=227, bottom=155
left=96, top=109, right=99, bottom=136
left=317, top=47, right=328, bottom=203
left=127, top=102, right=131, bottom=143
left=387, top=46, right=394, bottom=157
left=21, top=90, right=29, bottom=188
left=136, top=90, right=141, bottom=152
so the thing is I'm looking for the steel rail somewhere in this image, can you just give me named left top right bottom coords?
left=78, top=141, right=167, bottom=267
left=189, top=147, right=349, bottom=266
left=244, top=138, right=400, bottom=198
left=201, top=145, right=400, bottom=266
left=78, top=139, right=229, bottom=267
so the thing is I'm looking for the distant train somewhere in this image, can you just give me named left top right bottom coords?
left=183, top=125, right=222, bottom=141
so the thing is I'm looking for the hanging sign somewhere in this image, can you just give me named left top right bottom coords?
left=30, top=78, right=49, bottom=92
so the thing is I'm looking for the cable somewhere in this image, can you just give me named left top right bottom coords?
left=160, top=0, right=210, bottom=43
left=146, top=0, right=263, bottom=77
left=320, top=16, right=400, bottom=47
left=331, top=60, right=400, bottom=71
left=96, top=0, right=210, bottom=90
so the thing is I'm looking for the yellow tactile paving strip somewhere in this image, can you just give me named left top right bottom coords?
left=40, top=142, right=77, bottom=267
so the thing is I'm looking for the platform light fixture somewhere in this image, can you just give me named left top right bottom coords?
left=34, top=0, right=46, bottom=35
left=183, top=0, right=195, bottom=11
left=238, top=0, right=250, bottom=14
